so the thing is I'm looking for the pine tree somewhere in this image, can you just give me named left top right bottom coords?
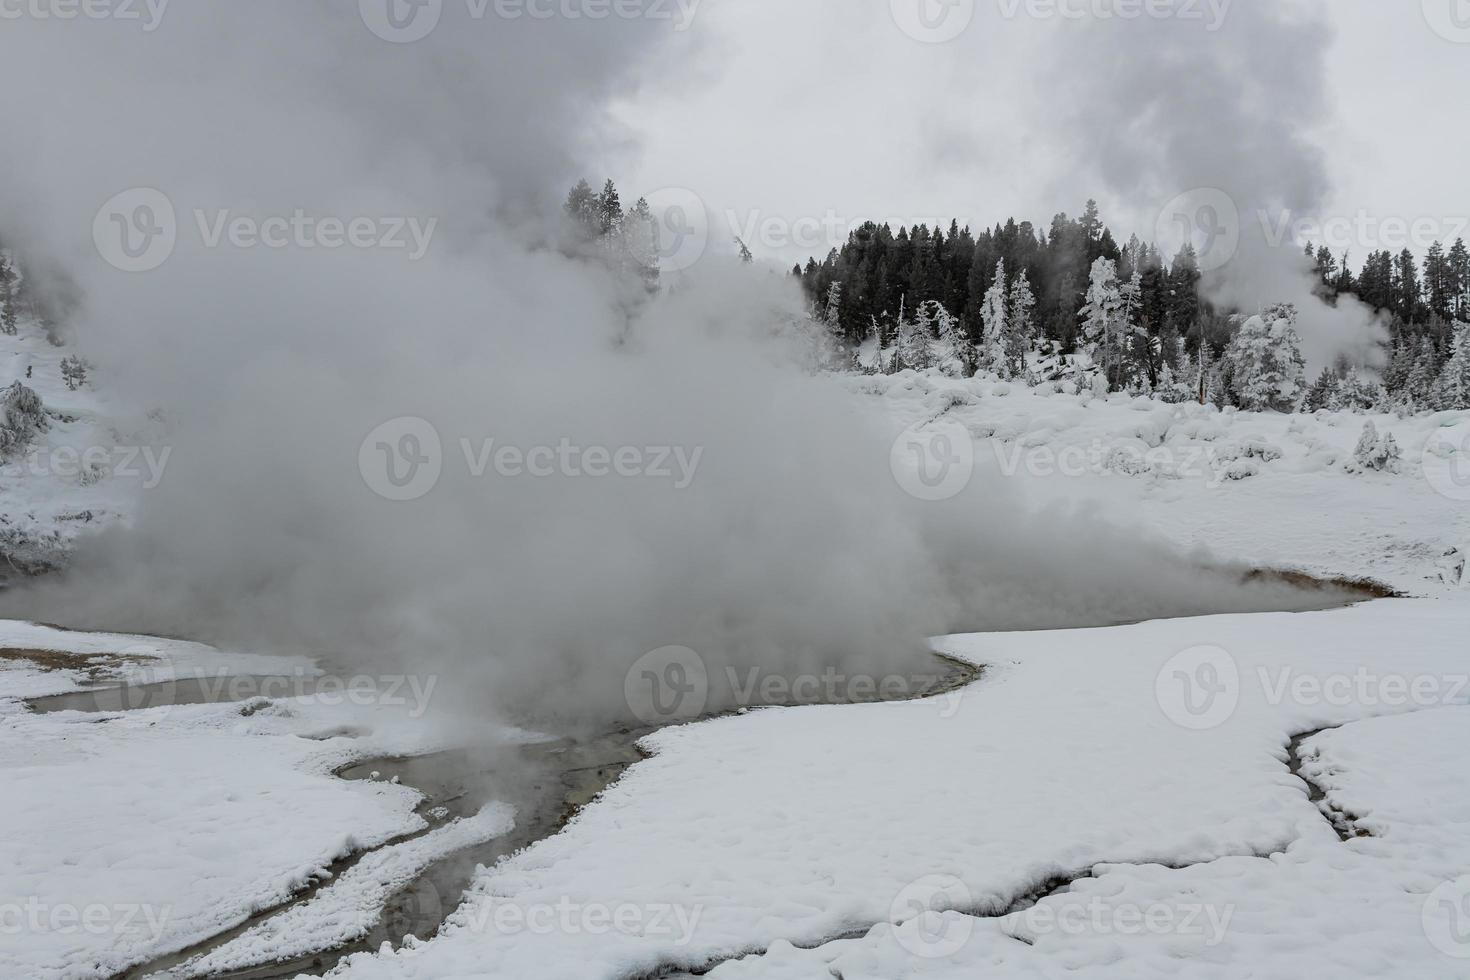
left=927, top=299, right=973, bottom=377
left=1225, top=304, right=1307, bottom=412
left=624, top=197, right=660, bottom=291
left=1006, top=270, right=1036, bottom=379
left=597, top=179, right=623, bottom=237
left=1435, top=326, right=1470, bottom=410
left=1404, top=338, right=1441, bottom=409
left=980, top=259, right=1009, bottom=376
left=895, top=298, right=931, bottom=372
left=1303, top=367, right=1339, bottom=412
left=1080, top=257, right=1123, bottom=390
left=0, top=256, right=16, bottom=337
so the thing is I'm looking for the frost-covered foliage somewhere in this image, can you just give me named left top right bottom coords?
left=979, top=259, right=1009, bottom=376
left=1005, top=272, right=1035, bottom=381
left=60, top=355, right=89, bottom=391
left=924, top=299, right=973, bottom=378
left=0, top=381, right=46, bottom=459
left=1435, top=326, right=1470, bottom=411
left=1225, top=304, right=1307, bottom=412
left=1345, top=419, right=1402, bottom=474
left=1079, top=258, right=1122, bottom=386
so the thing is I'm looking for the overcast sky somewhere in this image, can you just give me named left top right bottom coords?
left=610, top=0, right=1470, bottom=268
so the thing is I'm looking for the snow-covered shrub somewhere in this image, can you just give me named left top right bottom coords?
left=1225, top=304, right=1306, bottom=412
left=1223, top=459, right=1260, bottom=481
left=1345, top=420, right=1402, bottom=474
left=1239, top=437, right=1284, bottom=463
left=0, top=381, right=47, bottom=459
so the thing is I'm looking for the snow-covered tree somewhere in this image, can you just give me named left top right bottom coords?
left=1005, top=270, right=1036, bottom=380
left=1434, top=326, right=1470, bottom=410
left=1402, top=338, right=1441, bottom=409
left=925, top=299, right=973, bottom=377
left=1346, top=420, right=1402, bottom=474
left=0, top=255, right=16, bottom=337
left=1079, top=257, right=1127, bottom=390
left=894, top=298, right=931, bottom=372
left=979, top=259, right=1009, bottom=376
left=1303, top=367, right=1339, bottom=412
left=1224, top=304, right=1307, bottom=412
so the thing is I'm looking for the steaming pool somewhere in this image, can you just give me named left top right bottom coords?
left=23, top=568, right=1392, bottom=980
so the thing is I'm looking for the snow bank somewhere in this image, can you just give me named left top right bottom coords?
left=327, top=599, right=1470, bottom=980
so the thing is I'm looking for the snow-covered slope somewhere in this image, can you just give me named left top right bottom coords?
left=864, top=369, right=1470, bottom=595
left=0, top=315, right=156, bottom=576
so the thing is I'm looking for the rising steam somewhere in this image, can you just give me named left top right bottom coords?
left=0, top=2, right=1357, bottom=730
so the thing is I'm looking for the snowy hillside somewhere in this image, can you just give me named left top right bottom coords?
left=866, top=368, right=1470, bottom=596
left=0, top=311, right=155, bottom=578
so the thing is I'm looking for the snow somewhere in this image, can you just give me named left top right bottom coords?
left=707, top=706, right=1470, bottom=980
left=4, top=345, right=1469, bottom=979
left=157, top=802, right=516, bottom=979
left=324, top=599, right=1470, bottom=980
left=0, top=622, right=534, bottom=979
left=0, top=700, right=426, bottom=978
left=857, top=369, right=1470, bottom=594
left=0, top=315, right=163, bottom=573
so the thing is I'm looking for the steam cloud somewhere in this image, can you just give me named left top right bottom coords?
left=0, top=2, right=1356, bottom=730
left=1047, top=0, right=1388, bottom=373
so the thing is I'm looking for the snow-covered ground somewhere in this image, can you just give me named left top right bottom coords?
left=3, top=362, right=1468, bottom=979
left=0, top=624, right=526, bottom=979
left=865, top=370, right=1470, bottom=596
left=0, top=314, right=162, bottom=574
left=320, top=599, right=1470, bottom=980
